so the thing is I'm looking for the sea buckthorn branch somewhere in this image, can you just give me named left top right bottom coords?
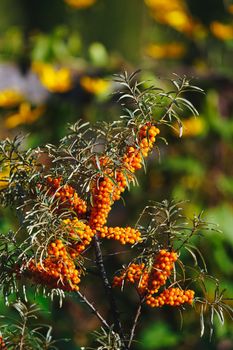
left=0, top=72, right=232, bottom=348
left=112, top=246, right=195, bottom=345
left=88, top=122, right=160, bottom=234
left=112, top=248, right=194, bottom=347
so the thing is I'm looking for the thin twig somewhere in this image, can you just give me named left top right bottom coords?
left=128, top=301, right=143, bottom=348
left=93, top=234, right=128, bottom=349
left=160, top=77, right=186, bottom=122
left=175, top=215, right=201, bottom=252
left=77, top=291, right=110, bottom=329
left=19, top=313, right=27, bottom=350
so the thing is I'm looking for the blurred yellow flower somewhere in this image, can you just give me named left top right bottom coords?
left=80, top=76, right=109, bottom=95
left=164, top=10, right=191, bottom=32
left=145, top=42, right=186, bottom=59
left=174, top=116, right=206, bottom=137
left=32, top=62, right=72, bottom=93
left=0, top=163, right=10, bottom=189
left=145, top=0, right=178, bottom=12
left=0, top=89, right=24, bottom=108
left=4, top=102, right=45, bottom=129
left=144, top=0, right=205, bottom=37
left=64, top=0, right=96, bottom=9
left=210, top=21, right=233, bottom=40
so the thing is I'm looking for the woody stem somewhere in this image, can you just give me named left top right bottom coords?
left=128, top=300, right=143, bottom=348
left=93, top=234, right=128, bottom=349
left=77, top=291, right=110, bottom=329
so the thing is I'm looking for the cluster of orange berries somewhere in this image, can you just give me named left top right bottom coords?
left=99, top=226, right=141, bottom=245
left=0, top=336, right=7, bottom=350
left=113, top=250, right=177, bottom=291
left=110, top=123, right=160, bottom=202
left=146, top=288, right=195, bottom=307
left=146, top=249, right=178, bottom=295
left=89, top=176, right=114, bottom=230
left=123, top=123, right=160, bottom=173
left=113, top=249, right=195, bottom=308
left=47, top=177, right=87, bottom=216
left=112, top=171, right=128, bottom=201
left=63, top=218, right=94, bottom=254
left=113, top=263, right=147, bottom=288
left=28, top=239, right=81, bottom=291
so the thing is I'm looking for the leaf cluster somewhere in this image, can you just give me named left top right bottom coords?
left=195, top=279, right=233, bottom=339
left=82, top=327, right=123, bottom=350
left=114, top=71, right=204, bottom=136
left=135, top=200, right=218, bottom=261
left=0, top=135, right=41, bottom=208
left=0, top=301, right=60, bottom=349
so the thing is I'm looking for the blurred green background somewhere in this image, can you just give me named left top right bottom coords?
left=0, top=0, right=233, bottom=349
